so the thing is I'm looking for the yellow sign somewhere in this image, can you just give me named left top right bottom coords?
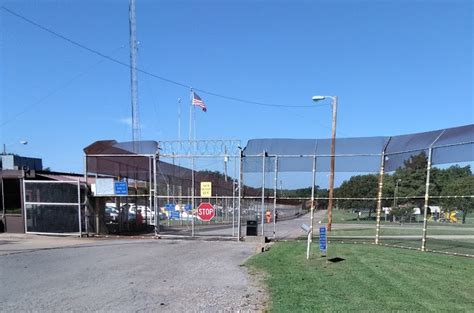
left=200, top=182, right=212, bottom=197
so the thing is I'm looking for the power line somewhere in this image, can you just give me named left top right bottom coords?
left=0, top=45, right=126, bottom=127
left=1, top=6, right=316, bottom=109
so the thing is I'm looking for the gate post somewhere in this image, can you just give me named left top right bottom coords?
left=83, top=154, right=89, bottom=235
left=153, top=154, right=159, bottom=236
left=77, top=180, right=82, bottom=237
left=191, top=156, right=195, bottom=237
left=237, top=148, right=243, bottom=240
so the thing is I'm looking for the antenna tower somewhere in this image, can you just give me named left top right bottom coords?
left=129, top=0, right=140, bottom=152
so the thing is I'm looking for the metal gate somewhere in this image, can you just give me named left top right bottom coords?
left=156, top=140, right=242, bottom=239
left=23, top=180, right=84, bottom=235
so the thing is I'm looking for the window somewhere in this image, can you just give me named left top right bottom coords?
left=3, top=179, right=22, bottom=214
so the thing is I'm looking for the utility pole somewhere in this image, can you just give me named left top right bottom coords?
left=129, top=0, right=140, bottom=152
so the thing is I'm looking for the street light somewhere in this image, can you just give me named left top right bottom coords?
left=2, top=140, right=28, bottom=155
left=393, top=179, right=402, bottom=208
left=312, top=95, right=337, bottom=231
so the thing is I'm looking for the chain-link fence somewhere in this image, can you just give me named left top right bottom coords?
left=83, top=125, right=473, bottom=255
left=85, top=139, right=242, bottom=238
left=155, top=140, right=241, bottom=238
left=24, top=180, right=86, bottom=235
left=85, top=141, right=157, bottom=235
left=243, top=124, right=474, bottom=256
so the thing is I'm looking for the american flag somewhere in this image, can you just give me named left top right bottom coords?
left=192, top=92, right=207, bottom=112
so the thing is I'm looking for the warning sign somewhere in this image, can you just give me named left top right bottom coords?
left=200, top=182, right=212, bottom=197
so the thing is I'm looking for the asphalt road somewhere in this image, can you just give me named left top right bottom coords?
left=161, top=210, right=326, bottom=240
left=3, top=212, right=469, bottom=312
left=0, top=238, right=267, bottom=312
left=0, top=211, right=323, bottom=312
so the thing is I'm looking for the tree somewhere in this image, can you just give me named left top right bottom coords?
left=431, top=165, right=472, bottom=202
left=403, top=151, right=428, bottom=170
left=441, top=176, right=474, bottom=224
left=393, top=152, right=428, bottom=209
left=392, top=153, right=471, bottom=212
left=335, top=174, right=378, bottom=216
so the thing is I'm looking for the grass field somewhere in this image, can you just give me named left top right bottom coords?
left=330, top=227, right=474, bottom=237
left=246, top=242, right=474, bottom=312
left=322, top=209, right=474, bottom=226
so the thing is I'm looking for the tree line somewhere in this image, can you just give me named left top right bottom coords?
left=278, top=153, right=473, bottom=223
left=335, top=153, right=473, bottom=223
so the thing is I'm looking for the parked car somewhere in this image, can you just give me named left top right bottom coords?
left=105, top=206, right=119, bottom=223
left=105, top=203, right=160, bottom=224
left=128, top=206, right=155, bottom=223
left=105, top=205, right=137, bottom=223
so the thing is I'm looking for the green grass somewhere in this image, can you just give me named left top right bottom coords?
left=246, top=242, right=474, bottom=312
left=378, top=238, right=474, bottom=256
left=330, top=227, right=474, bottom=237
left=323, top=210, right=474, bottom=226
left=464, top=217, right=474, bottom=225
left=322, top=210, right=375, bottom=223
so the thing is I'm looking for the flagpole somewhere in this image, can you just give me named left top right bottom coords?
left=189, top=89, right=193, bottom=142
left=178, top=97, right=182, bottom=141
left=178, top=97, right=182, bottom=166
left=193, top=100, right=196, bottom=142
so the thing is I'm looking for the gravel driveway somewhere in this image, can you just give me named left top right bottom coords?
left=0, top=238, right=267, bottom=312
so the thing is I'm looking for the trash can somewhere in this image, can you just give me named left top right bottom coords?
left=246, top=220, right=258, bottom=236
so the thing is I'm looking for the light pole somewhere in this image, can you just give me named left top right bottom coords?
left=393, top=179, right=401, bottom=208
left=2, top=140, right=28, bottom=155
left=391, top=179, right=401, bottom=222
left=312, top=95, right=337, bottom=231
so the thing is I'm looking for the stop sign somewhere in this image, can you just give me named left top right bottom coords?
left=197, top=202, right=215, bottom=222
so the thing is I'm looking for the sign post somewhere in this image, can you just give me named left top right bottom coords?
left=197, top=202, right=215, bottom=222
left=319, top=226, right=327, bottom=257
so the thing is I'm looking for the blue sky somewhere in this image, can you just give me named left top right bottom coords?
left=1, top=0, right=472, bottom=174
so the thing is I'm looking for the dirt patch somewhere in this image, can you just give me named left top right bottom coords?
left=242, top=265, right=270, bottom=312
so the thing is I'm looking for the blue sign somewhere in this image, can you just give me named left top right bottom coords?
left=319, top=226, right=327, bottom=252
left=165, top=203, right=175, bottom=211
left=114, top=181, right=128, bottom=195
left=170, top=211, right=180, bottom=220
left=184, top=204, right=192, bottom=211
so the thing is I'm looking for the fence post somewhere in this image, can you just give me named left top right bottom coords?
left=148, top=156, right=152, bottom=228
left=238, top=150, right=243, bottom=240
left=261, top=150, right=266, bottom=237
left=232, top=157, right=236, bottom=236
left=83, top=154, right=89, bottom=234
left=308, top=155, right=317, bottom=260
left=421, top=147, right=434, bottom=251
left=421, top=130, right=445, bottom=251
left=273, top=156, right=278, bottom=238
left=375, top=137, right=391, bottom=244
